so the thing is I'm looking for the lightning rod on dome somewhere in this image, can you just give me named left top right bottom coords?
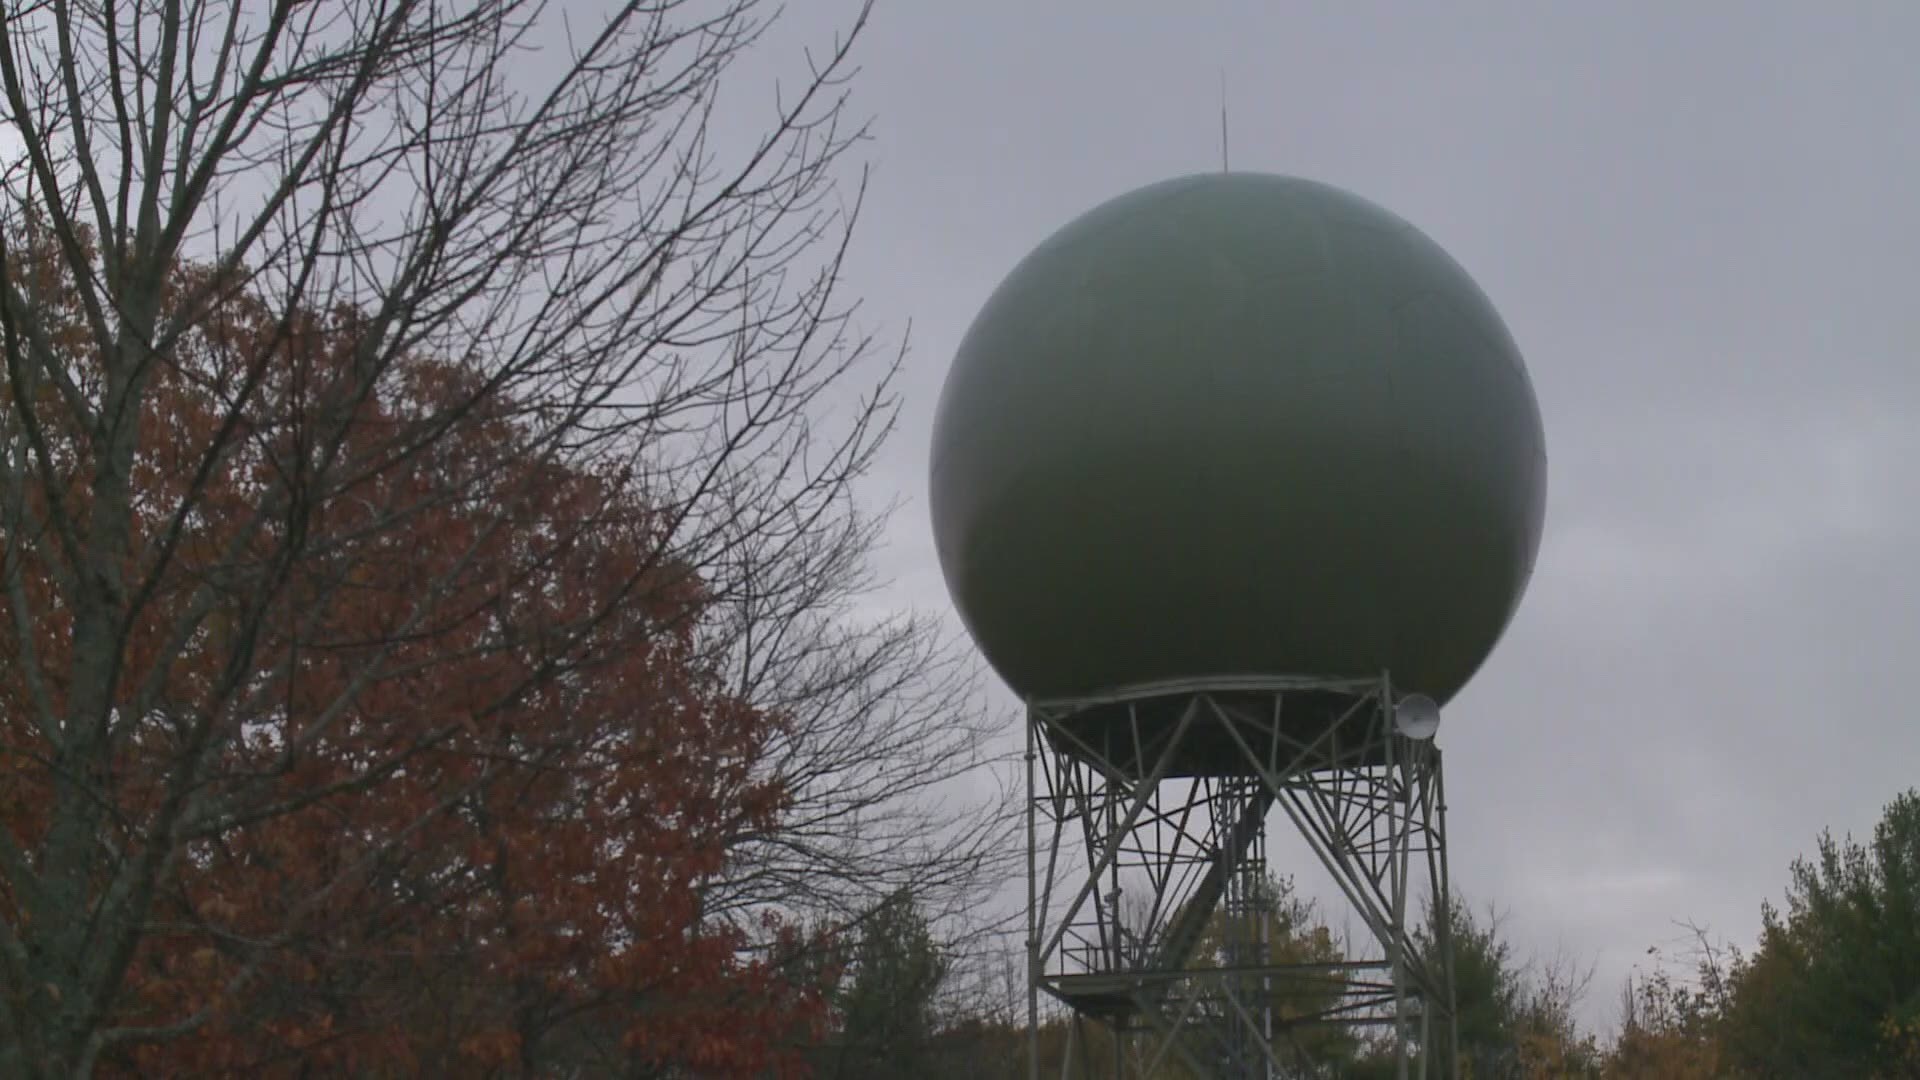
left=1219, top=68, right=1230, bottom=172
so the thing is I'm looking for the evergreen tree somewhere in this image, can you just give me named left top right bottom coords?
left=818, top=890, right=953, bottom=1079
left=1718, top=789, right=1920, bottom=1077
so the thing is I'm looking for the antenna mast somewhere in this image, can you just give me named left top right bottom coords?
left=1219, top=69, right=1230, bottom=171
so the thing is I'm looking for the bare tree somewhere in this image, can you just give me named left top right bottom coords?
left=0, top=0, right=1004, bottom=1074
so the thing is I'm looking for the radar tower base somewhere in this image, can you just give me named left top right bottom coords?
left=1023, top=675, right=1458, bottom=1079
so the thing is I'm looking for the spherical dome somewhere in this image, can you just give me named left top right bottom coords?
left=929, top=173, right=1546, bottom=705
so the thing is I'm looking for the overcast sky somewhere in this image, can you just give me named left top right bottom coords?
left=765, top=0, right=1920, bottom=1032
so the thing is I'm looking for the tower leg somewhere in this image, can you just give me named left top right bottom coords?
left=1028, top=716, right=1041, bottom=1080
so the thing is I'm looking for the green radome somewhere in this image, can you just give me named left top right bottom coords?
left=930, top=172, right=1547, bottom=706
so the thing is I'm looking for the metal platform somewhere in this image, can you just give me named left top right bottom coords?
left=1033, top=674, right=1409, bottom=778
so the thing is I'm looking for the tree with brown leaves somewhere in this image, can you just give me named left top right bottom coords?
left=0, top=2, right=1001, bottom=1074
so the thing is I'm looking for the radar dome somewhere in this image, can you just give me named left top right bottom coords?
left=930, top=173, right=1546, bottom=705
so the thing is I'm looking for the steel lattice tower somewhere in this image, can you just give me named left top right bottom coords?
left=1024, top=676, right=1456, bottom=1078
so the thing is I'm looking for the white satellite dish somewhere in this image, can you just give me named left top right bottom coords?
left=1394, top=693, right=1441, bottom=740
